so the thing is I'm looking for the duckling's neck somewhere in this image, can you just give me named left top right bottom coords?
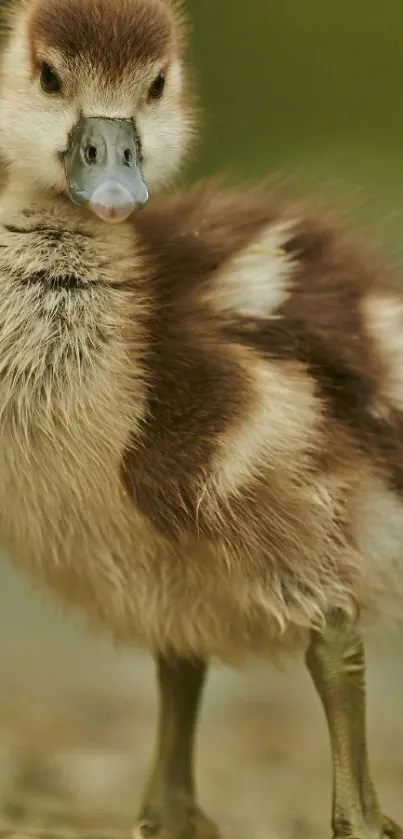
left=0, top=177, right=142, bottom=282
left=0, top=178, right=43, bottom=214
left=1, top=178, right=95, bottom=233
left=0, top=171, right=148, bottom=442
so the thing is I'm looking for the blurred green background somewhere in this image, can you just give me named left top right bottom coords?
left=2, top=0, right=403, bottom=242
left=1, top=2, right=403, bottom=836
left=185, top=0, right=403, bottom=249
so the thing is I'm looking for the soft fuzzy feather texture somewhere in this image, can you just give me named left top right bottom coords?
left=0, top=0, right=403, bottom=666
left=0, top=182, right=402, bottom=664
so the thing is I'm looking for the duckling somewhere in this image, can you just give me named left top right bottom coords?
left=1, top=1, right=403, bottom=839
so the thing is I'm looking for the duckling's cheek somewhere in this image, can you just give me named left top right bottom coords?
left=136, top=98, right=194, bottom=191
left=0, top=88, right=75, bottom=186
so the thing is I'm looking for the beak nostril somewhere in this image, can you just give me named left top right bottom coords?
left=84, top=144, right=98, bottom=165
left=124, top=148, right=133, bottom=166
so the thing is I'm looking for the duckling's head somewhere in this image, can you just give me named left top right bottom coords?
left=0, top=0, right=194, bottom=221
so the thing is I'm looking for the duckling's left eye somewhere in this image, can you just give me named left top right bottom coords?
left=40, top=62, right=62, bottom=94
left=148, top=71, right=165, bottom=101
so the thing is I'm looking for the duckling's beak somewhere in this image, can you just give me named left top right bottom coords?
left=63, top=117, right=149, bottom=223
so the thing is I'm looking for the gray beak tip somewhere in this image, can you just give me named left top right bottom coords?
left=89, top=179, right=149, bottom=223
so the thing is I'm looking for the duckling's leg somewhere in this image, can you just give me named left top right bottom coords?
left=134, top=655, right=221, bottom=839
left=305, top=609, right=402, bottom=839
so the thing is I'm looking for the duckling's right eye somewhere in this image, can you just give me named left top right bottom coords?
left=40, top=63, right=62, bottom=94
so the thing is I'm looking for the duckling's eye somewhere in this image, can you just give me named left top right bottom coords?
left=40, top=62, right=62, bottom=94
left=148, top=71, right=165, bottom=101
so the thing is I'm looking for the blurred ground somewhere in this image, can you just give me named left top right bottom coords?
left=0, top=560, right=403, bottom=839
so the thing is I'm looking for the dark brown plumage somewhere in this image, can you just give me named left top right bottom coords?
left=29, top=0, right=179, bottom=71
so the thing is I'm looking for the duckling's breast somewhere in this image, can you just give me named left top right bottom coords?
left=0, top=216, right=157, bottom=633
left=0, top=213, right=297, bottom=662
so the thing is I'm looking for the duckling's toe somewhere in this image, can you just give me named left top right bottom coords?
left=383, top=816, right=403, bottom=839
left=133, top=805, right=221, bottom=839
